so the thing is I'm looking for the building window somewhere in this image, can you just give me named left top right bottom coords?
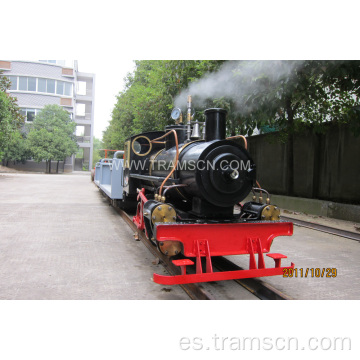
left=46, top=79, right=55, bottom=93
left=65, top=82, right=72, bottom=96
left=38, top=78, right=46, bottom=92
left=28, top=77, right=36, bottom=91
left=20, top=108, right=41, bottom=122
left=27, top=109, right=36, bottom=122
left=18, top=76, right=37, bottom=91
left=8, top=76, right=17, bottom=90
left=39, top=60, right=70, bottom=67
left=7, top=76, right=73, bottom=97
left=19, top=77, right=27, bottom=91
left=39, top=60, right=57, bottom=64
left=56, top=81, right=64, bottom=95
left=56, top=81, right=72, bottom=96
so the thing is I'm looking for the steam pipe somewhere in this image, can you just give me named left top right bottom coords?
left=226, top=135, right=248, bottom=149
left=113, top=150, right=124, bottom=159
left=187, top=95, right=192, bottom=141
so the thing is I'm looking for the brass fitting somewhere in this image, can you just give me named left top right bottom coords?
left=261, top=205, right=280, bottom=221
left=151, top=204, right=176, bottom=224
left=158, top=240, right=182, bottom=257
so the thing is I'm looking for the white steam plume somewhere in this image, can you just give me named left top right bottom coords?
left=174, top=60, right=302, bottom=115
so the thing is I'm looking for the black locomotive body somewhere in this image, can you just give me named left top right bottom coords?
left=94, top=96, right=294, bottom=285
left=123, top=108, right=255, bottom=212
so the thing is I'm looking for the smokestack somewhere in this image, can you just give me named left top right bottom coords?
left=204, top=108, right=227, bottom=141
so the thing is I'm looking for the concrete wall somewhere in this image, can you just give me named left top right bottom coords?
left=247, top=124, right=360, bottom=205
left=74, top=158, right=83, bottom=171
left=6, top=160, right=73, bottom=173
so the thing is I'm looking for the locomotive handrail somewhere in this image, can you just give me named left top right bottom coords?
left=226, top=135, right=248, bottom=149
left=113, top=150, right=124, bottom=159
left=150, top=130, right=179, bottom=197
left=252, top=187, right=270, bottom=197
left=99, top=149, right=123, bottom=159
left=130, top=173, right=181, bottom=184
left=162, top=184, right=188, bottom=196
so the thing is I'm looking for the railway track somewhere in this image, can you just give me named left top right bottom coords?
left=112, top=203, right=214, bottom=300
left=211, top=257, right=293, bottom=300
left=100, top=190, right=292, bottom=300
left=281, top=216, right=360, bottom=242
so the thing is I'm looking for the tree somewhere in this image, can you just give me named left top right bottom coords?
left=102, top=60, right=223, bottom=150
left=0, top=91, right=13, bottom=159
left=27, top=105, right=78, bottom=173
left=92, top=136, right=103, bottom=167
left=1, top=130, right=30, bottom=166
left=103, top=60, right=360, bottom=196
left=231, top=60, right=360, bottom=195
left=0, top=71, right=26, bottom=161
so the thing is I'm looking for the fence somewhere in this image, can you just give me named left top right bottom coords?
left=247, top=124, right=360, bottom=204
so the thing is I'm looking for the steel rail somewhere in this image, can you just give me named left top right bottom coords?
left=102, top=195, right=214, bottom=300
left=116, top=205, right=292, bottom=300
left=212, top=257, right=293, bottom=300
left=98, top=188, right=293, bottom=300
left=281, top=216, right=360, bottom=242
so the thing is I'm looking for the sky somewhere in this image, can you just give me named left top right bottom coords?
left=5, top=1, right=358, bottom=142
left=77, top=59, right=135, bottom=140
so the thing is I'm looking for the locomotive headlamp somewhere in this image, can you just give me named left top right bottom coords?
left=171, top=108, right=182, bottom=121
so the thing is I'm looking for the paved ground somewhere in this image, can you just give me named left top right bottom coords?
left=280, top=208, right=360, bottom=234
left=227, top=222, right=360, bottom=299
left=1, top=172, right=359, bottom=300
left=0, top=173, right=188, bottom=299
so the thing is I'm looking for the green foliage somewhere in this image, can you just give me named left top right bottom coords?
left=103, top=60, right=360, bottom=151
left=101, top=60, right=360, bottom=197
left=233, top=60, right=360, bottom=137
left=102, top=60, right=224, bottom=149
left=0, top=71, right=25, bottom=160
left=0, top=73, right=11, bottom=92
left=0, top=91, right=13, bottom=158
left=1, top=130, right=30, bottom=165
left=27, top=105, right=78, bottom=171
left=92, top=136, right=103, bottom=167
left=229, top=60, right=360, bottom=195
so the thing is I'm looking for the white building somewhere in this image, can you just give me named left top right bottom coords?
left=0, top=60, right=95, bottom=171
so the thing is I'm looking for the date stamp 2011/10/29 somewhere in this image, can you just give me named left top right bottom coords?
left=283, top=268, right=337, bottom=278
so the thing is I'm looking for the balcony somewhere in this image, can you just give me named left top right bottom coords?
left=76, top=94, right=93, bottom=102
left=76, top=136, right=91, bottom=146
left=75, top=113, right=92, bottom=125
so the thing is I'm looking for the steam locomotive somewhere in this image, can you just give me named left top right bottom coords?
left=94, top=96, right=294, bottom=285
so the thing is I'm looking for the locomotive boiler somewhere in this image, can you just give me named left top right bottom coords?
left=94, top=96, right=294, bottom=285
